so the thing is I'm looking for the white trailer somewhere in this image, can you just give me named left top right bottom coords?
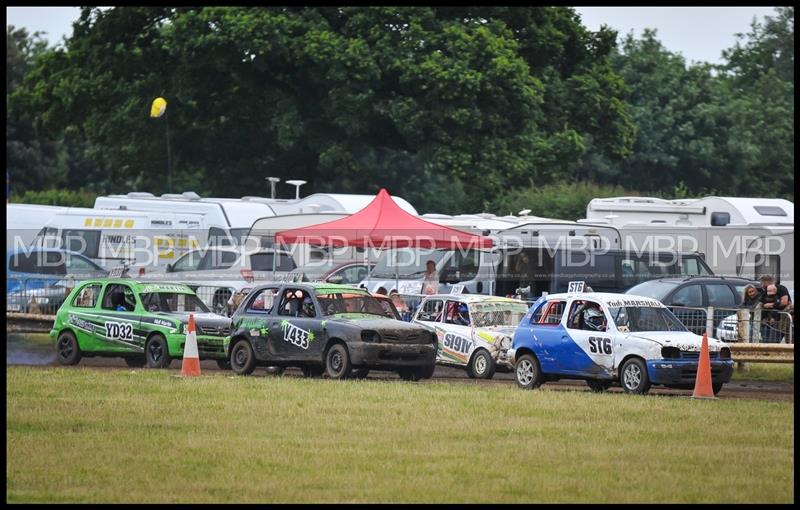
left=6, top=203, right=69, bottom=252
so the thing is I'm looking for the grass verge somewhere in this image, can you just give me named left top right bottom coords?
left=731, top=363, right=794, bottom=383
left=6, top=366, right=794, bottom=503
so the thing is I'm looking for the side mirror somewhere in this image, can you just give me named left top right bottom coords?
left=327, top=275, right=344, bottom=284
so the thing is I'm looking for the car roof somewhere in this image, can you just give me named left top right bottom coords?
left=294, top=260, right=372, bottom=270
left=421, top=294, right=527, bottom=305
left=641, top=276, right=758, bottom=284
left=72, top=278, right=195, bottom=292
left=250, top=282, right=369, bottom=293
left=544, top=292, right=666, bottom=307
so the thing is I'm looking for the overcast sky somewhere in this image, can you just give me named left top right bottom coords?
left=6, top=6, right=781, bottom=65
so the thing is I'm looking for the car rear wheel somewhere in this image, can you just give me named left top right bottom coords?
left=229, top=340, right=256, bottom=375
left=56, top=331, right=82, bottom=366
left=145, top=334, right=171, bottom=369
left=325, top=344, right=352, bottom=379
left=469, top=350, right=496, bottom=379
left=515, top=354, right=543, bottom=390
left=586, top=379, right=612, bottom=392
left=620, top=358, right=651, bottom=395
left=414, top=363, right=435, bottom=380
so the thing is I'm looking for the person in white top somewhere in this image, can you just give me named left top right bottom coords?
left=422, top=260, right=439, bottom=295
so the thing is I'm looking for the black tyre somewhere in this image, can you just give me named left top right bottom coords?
left=414, top=363, right=436, bottom=380
left=325, top=343, right=352, bottom=379
left=265, top=366, right=286, bottom=376
left=301, top=365, right=324, bottom=378
left=586, top=379, right=612, bottom=392
left=352, top=367, right=370, bottom=379
left=712, top=382, right=724, bottom=396
left=216, top=359, right=231, bottom=370
left=145, top=334, right=171, bottom=369
left=125, top=356, right=146, bottom=368
left=229, top=340, right=256, bottom=375
left=515, top=353, right=543, bottom=390
left=620, top=358, right=651, bottom=395
left=397, top=368, right=418, bottom=381
left=56, top=331, right=82, bottom=366
left=469, top=350, right=496, bottom=379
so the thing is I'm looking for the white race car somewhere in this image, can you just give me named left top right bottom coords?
left=412, top=294, right=529, bottom=378
left=509, top=292, right=735, bottom=395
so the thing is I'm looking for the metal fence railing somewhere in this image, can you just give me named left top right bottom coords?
left=669, top=305, right=794, bottom=344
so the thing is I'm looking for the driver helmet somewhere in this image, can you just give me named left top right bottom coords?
left=457, top=303, right=470, bottom=321
left=583, top=307, right=605, bottom=331
left=301, top=296, right=315, bottom=316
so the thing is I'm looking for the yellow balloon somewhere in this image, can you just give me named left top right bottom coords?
left=150, top=97, right=167, bottom=118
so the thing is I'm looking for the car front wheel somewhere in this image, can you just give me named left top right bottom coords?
left=469, top=350, right=496, bottom=379
left=620, top=358, right=651, bottom=395
left=230, top=340, right=256, bottom=375
left=145, top=334, right=171, bottom=369
left=325, top=344, right=352, bottom=379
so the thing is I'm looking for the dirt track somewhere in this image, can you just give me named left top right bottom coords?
left=8, top=336, right=793, bottom=402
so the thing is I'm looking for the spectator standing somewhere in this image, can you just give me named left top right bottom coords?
left=421, top=260, right=439, bottom=295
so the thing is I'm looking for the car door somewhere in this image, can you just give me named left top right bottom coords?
left=414, top=298, right=445, bottom=361
left=523, top=298, right=567, bottom=373
left=439, top=300, right=474, bottom=366
left=235, top=286, right=280, bottom=357
left=268, top=287, right=323, bottom=361
left=559, top=299, right=614, bottom=376
left=97, top=282, right=142, bottom=352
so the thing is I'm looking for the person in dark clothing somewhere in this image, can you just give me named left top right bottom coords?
left=741, top=284, right=762, bottom=308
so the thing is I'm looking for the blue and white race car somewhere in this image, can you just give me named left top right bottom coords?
left=509, top=292, right=734, bottom=395
left=413, top=294, right=529, bottom=378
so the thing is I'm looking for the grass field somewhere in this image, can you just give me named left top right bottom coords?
left=731, top=362, right=794, bottom=383
left=6, top=366, right=794, bottom=503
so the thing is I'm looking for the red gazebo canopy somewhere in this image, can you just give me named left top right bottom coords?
left=275, top=189, right=493, bottom=249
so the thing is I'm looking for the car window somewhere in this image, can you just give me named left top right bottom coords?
left=566, top=300, right=606, bottom=331
left=534, top=300, right=567, bottom=325
left=669, top=285, right=703, bottom=307
left=249, top=252, right=296, bottom=271
left=246, top=288, right=279, bottom=314
left=66, top=253, right=103, bottom=272
left=8, top=251, right=36, bottom=273
left=417, top=299, right=444, bottom=322
left=73, top=283, right=102, bottom=308
left=706, top=284, right=736, bottom=308
left=336, top=265, right=369, bottom=284
left=172, top=250, right=203, bottom=272
left=101, top=283, right=137, bottom=312
left=42, top=251, right=67, bottom=275
left=444, top=300, right=470, bottom=326
left=62, top=229, right=101, bottom=259
left=278, top=288, right=314, bottom=317
left=733, top=284, right=748, bottom=305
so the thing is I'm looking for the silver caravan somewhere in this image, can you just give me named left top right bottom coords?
left=580, top=196, right=794, bottom=292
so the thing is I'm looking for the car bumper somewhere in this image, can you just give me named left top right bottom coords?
left=647, top=359, right=734, bottom=387
left=167, top=333, right=227, bottom=359
left=350, top=341, right=436, bottom=368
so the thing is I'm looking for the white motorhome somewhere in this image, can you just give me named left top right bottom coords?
left=6, top=203, right=69, bottom=252
left=94, top=192, right=277, bottom=247
left=31, top=207, right=207, bottom=270
left=579, top=196, right=794, bottom=291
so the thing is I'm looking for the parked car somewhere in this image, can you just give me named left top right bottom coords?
left=509, top=291, right=734, bottom=395
left=50, top=279, right=232, bottom=368
left=155, top=246, right=296, bottom=279
left=293, top=260, right=375, bottom=286
left=225, top=283, right=437, bottom=380
left=413, top=295, right=528, bottom=379
left=625, top=276, right=758, bottom=336
left=6, top=248, right=108, bottom=293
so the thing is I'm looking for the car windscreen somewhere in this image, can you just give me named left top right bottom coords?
left=470, top=302, right=529, bottom=327
left=141, top=292, right=211, bottom=313
left=250, top=252, right=297, bottom=271
left=624, top=279, right=679, bottom=301
left=315, top=291, right=387, bottom=317
left=608, top=306, right=687, bottom=333
left=371, top=248, right=449, bottom=278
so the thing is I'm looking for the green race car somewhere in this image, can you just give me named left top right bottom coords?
left=49, top=279, right=232, bottom=368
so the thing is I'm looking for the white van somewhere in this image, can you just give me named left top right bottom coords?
left=7, top=203, right=69, bottom=252
left=31, top=207, right=207, bottom=270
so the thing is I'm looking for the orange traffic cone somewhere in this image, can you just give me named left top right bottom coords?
left=692, top=332, right=716, bottom=399
left=180, top=314, right=201, bottom=377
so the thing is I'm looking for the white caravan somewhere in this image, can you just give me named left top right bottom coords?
left=580, top=196, right=794, bottom=292
left=31, top=206, right=207, bottom=271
